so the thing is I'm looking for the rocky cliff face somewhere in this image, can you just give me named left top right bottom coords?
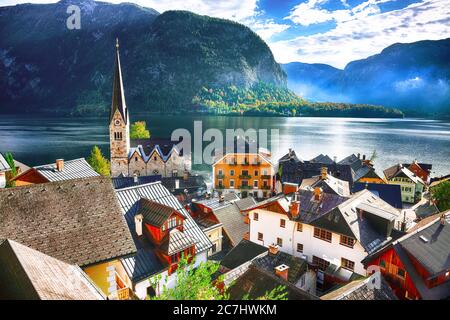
left=0, top=0, right=286, bottom=115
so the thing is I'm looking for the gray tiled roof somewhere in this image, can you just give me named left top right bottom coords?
left=220, top=239, right=267, bottom=270
left=321, top=274, right=397, bottom=300
left=115, top=181, right=212, bottom=254
left=400, top=212, right=450, bottom=275
left=33, top=158, right=99, bottom=182
left=0, top=239, right=105, bottom=300
left=253, top=251, right=308, bottom=285
left=0, top=177, right=137, bottom=266
left=0, top=153, right=11, bottom=172
left=213, top=203, right=248, bottom=247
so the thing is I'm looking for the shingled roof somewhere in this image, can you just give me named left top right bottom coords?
left=0, top=177, right=136, bottom=266
left=0, top=239, right=105, bottom=300
left=321, top=274, right=397, bottom=300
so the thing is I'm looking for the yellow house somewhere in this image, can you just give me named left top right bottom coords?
left=213, top=151, right=275, bottom=199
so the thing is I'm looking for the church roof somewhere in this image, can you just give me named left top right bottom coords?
left=109, top=39, right=128, bottom=124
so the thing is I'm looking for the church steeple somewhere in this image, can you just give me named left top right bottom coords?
left=110, top=38, right=128, bottom=124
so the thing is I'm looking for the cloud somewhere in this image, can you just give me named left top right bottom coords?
left=243, top=17, right=290, bottom=41
left=271, top=0, right=450, bottom=68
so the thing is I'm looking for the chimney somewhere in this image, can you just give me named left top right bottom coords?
left=183, top=170, right=189, bottom=181
left=314, top=187, right=322, bottom=201
left=333, top=156, right=337, bottom=163
left=175, top=179, right=180, bottom=189
left=55, top=159, right=64, bottom=172
left=219, top=195, right=225, bottom=202
left=134, top=214, right=144, bottom=236
left=321, top=167, right=327, bottom=180
left=282, top=182, right=298, bottom=195
left=289, top=193, right=300, bottom=219
left=274, top=264, right=289, bottom=281
left=357, top=153, right=360, bottom=159
left=268, top=244, right=279, bottom=256
left=362, top=154, right=366, bottom=161
left=289, top=148, right=292, bottom=156
left=133, top=174, right=138, bottom=184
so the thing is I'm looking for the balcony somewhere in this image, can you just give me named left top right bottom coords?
left=240, top=185, right=252, bottom=189
left=216, top=185, right=225, bottom=189
left=216, top=174, right=225, bottom=179
left=261, top=175, right=271, bottom=179
left=239, top=174, right=252, bottom=179
left=262, top=185, right=271, bottom=190
left=251, top=162, right=261, bottom=166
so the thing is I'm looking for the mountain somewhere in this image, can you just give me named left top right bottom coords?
left=0, top=0, right=286, bottom=115
left=283, top=39, right=450, bottom=117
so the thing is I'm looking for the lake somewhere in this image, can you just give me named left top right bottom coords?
left=0, top=115, right=449, bottom=177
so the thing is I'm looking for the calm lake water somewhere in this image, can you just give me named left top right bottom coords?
left=0, top=115, right=449, bottom=177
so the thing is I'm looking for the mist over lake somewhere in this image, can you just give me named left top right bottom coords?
left=1, top=115, right=449, bottom=177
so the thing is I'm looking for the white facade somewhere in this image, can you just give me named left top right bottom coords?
left=249, top=208, right=368, bottom=276
left=0, top=172, right=6, bottom=188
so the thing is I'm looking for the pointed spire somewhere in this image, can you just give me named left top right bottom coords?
left=110, top=38, right=128, bottom=124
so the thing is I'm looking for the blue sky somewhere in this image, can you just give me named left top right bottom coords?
left=1, top=0, right=449, bottom=68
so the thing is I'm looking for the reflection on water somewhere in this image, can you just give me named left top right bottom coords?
left=0, top=115, right=449, bottom=177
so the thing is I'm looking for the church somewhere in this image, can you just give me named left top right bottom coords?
left=109, top=40, right=191, bottom=177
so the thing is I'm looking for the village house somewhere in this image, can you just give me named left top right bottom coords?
left=212, top=145, right=275, bottom=199
left=114, top=181, right=212, bottom=299
left=189, top=194, right=257, bottom=251
left=0, top=153, right=11, bottom=188
left=277, top=151, right=384, bottom=190
left=300, top=167, right=351, bottom=197
left=0, top=239, right=105, bottom=300
left=109, top=40, right=190, bottom=178
left=384, top=164, right=425, bottom=203
left=0, top=177, right=137, bottom=300
left=12, top=158, right=99, bottom=186
left=244, top=186, right=403, bottom=292
left=363, top=211, right=450, bottom=300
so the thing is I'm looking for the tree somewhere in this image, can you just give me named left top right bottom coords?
left=130, top=121, right=150, bottom=139
left=150, top=255, right=287, bottom=300
left=4, top=152, right=17, bottom=188
left=87, top=146, right=110, bottom=176
left=431, top=181, right=450, bottom=212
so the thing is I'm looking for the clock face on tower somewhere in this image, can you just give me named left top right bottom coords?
left=114, top=119, right=121, bottom=126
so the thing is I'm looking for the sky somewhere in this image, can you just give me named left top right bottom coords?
left=1, top=0, right=449, bottom=68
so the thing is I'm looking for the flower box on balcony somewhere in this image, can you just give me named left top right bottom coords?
left=239, top=174, right=252, bottom=179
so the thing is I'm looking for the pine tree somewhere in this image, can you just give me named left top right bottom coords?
left=87, top=146, right=110, bottom=177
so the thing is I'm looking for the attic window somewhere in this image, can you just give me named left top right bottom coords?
left=419, top=235, right=429, bottom=243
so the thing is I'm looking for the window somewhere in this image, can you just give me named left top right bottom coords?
left=340, top=235, right=355, bottom=248
left=242, top=180, right=248, bottom=187
left=253, top=180, right=258, bottom=188
left=114, top=132, right=122, bottom=141
left=277, top=237, right=283, bottom=247
left=254, top=170, right=258, bottom=176
left=297, top=243, right=303, bottom=253
left=263, top=180, right=268, bottom=187
left=262, top=169, right=268, bottom=175
left=218, top=179, right=223, bottom=187
left=172, top=170, right=178, bottom=177
left=280, top=219, right=286, bottom=228
left=135, top=157, right=138, bottom=162
left=341, top=258, right=355, bottom=271
left=254, top=212, right=259, bottom=221
left=297, top=223, right=303, bottom=232
left=230, top=169, right=234, bottom=176
left=218, top=169, right=223, bottom=175
left=258, top=232, right=263, bottom=241
left=154, top=156, right=157, bottom=161
left=314, top=227, right=332, bottom=242
left=313, top=256, right=330, bottom=271
left=230, top=179, right=235, bottom=188
left=397, top=268, right=406, bottom=279
left=242, top=170, right=249, bottom=176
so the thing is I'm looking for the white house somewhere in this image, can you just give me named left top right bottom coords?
left=0, top=153, right=11, bottom=188
left=244, top=188, right=401, bottom=289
